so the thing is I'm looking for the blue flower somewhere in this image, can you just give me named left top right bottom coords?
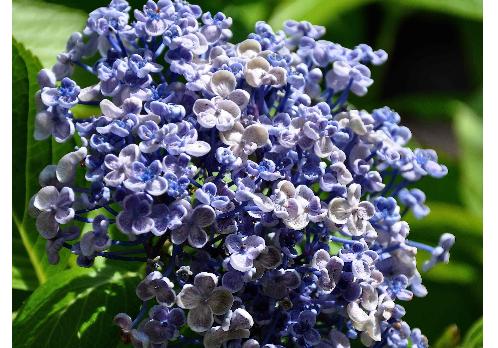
left=134, top=0, right=174, bottom=37
left=124, top=160, right=168, bottom=196
left=225, top=234, right=266, bottom=272
left=371, top=197, right=401, bottom=226
left=41, top=77, right=80, bottom=109
left=246, top=159, right=283, bottom=181
left=289, top=310, right=321, bottom=346
left=195, top=182, right=231, bottom=210
left=398, top=188, right=430, bottom=219
left=32, top=1, right=455, bottom=344
left=142, top=305, right=186, bottom=344
left=79, top=215, right=111, bottom=258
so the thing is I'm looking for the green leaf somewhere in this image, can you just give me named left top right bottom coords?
left=406, top=202, right=482, bottom=238
left=268, top=0, right=481, bottom=30
left=268, top=0, right=374, bottom=29
left=453, top=102, right=483, bottom=216
left=12, top=39, right=73, bottom=292
left=13, top=267, right=141, bottom=348
left=12, top=0, right=87, bottom=68
left=386, top=0, right=482, bottom=20
left=433, top=325, right=461, bottom=348
left=460, top=318, right=483, bottom=348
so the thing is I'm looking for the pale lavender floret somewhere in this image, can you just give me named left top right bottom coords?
left=225, top=234, right=266, bottom=272
left=398, top=188, right=430, bottom=219
left=142, top=305, right=186, bottom=344
left=200, top=12, right=233, bottom=44
left=41, top=78, right=80, bottom=109
left=195, top=182, right=231, bottom=210
left=203, top=308, right=253, bottom=348
left=134, top=0, right=174, bottom=37
left=33, top=186, right=75, bottom=239
left=84, top=3, right=130, bottom=36
left=137, top=121, right=168, bottom=153
left=136, top=271, right=176, bottom=306
left=328, top=184, right=375, bottom=236
left=116, top=193, right=154, bottom=235
left=289, top=310, right=321, bottom=346
left=422, top=233, right=455, bottom=271
left=176, top=272, right=233, bottom=332
left=56, top=147, right=87, bottom=184
left=149, top=100, right=186, bottom=122
left=150, top=200, right=189, bottom=236
left=34, top=107, right=74, bottom=143
left=79, top=215, right=111, bottom=257
left=339, top=240, right=378, bottom=280
left=165, top=121, right=211, bottom=157
left=325, top=61, right=373, bottom=97
left=193, top=97, right=241, bottom=131
left=246, top=159, right=283, bottom=181
left=124, top=160, right=168, bottom=196
left=129, top=54, right=163, bottom=78
left=170, top=205, right=215, bottom=248
left=405, top=149, right=448, bottom=180
left=46, top=226, right=80, bottom=265
left=103, top=144, right=140, bottom=187
left=311, top=249, right=344, bottom=292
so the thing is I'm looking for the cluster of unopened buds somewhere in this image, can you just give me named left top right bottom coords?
left=30, top=0, right=455, bottom=347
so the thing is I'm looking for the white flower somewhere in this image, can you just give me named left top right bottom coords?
left=220, top=122, right=269, bottom=161
left=209, top=70, right=250, bottom=109
left=193, top=97, right=241, bottom=131
left=347, top=291, right=395, bottom=344
left=236, top=39, right=262, bottom=59
left=328, top=183, right=375, bottom=236
left=244, top=57, right=287, bottom=88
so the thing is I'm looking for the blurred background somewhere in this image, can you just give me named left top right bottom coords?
left=13, top=0, right=482, bottom=346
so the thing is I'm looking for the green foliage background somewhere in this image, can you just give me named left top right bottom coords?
left=12, top=0, right=483, bottom=347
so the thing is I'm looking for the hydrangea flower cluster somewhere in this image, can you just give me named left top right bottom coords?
left=30, top=0, right=454, bottom=347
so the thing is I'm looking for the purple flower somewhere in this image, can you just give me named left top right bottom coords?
left=103, top=144, right=140, bottom=187
left=134, top=0, right=174, bottom=37
left=124, top=160, right=168, bottom=196
left=177, top=272, right=233, bottom=332
left=195, top=182, right=231, bottom=210
left=170, top=205, right=215, bottom=248
left=142, top=305, right=186, bottom=344
left=339, top=240, right=378, bottom=280
left=311, top=249, right=344, bottom=292
left=225, top=234, right=266, bottom=272
left=34, top=107, right=75, bottom=143
left=150, top=200, right=189, bottom=236
left=398, top=188, right=430, bottom=219
left=422, top=233, right=455, bottom=271
left=328, top=184, right=375, bottom=236
left=246, top=159, right=283, bottom=181
left=289, top=310, right=321, bottom=346
left=371, top=197, right=401, bottom=226
left=79, top=215, right=111, bottom=257
left=117, top=193, right=154, bottom=235
left=136, top=271, right=176, bottom=305
left=33, top=186, right=75, bottom=239
left=41, top=77, right=80, bottom=109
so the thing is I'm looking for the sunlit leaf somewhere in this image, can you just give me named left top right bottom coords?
left=13, top=267, right=141, bottom=348
left=453, top=102, right=483, bottom=216
left=12, top=0, right=87, bottom=67
left=460, top=318, right=483, bottom=348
